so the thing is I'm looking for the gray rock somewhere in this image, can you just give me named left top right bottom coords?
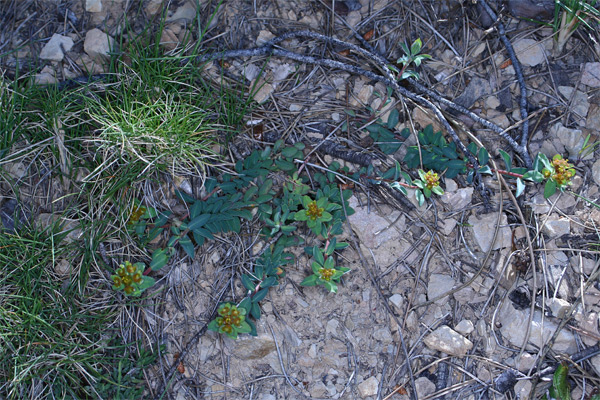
left=552, top=122, right=590, bottom=160
left=513, top=39, right=545, bottom=67
left=167, top=1, right=197, bottom=22
left=468, top=212, right=511, bottom=252
left=40, top=33, right=74, bottom=61
left=348, top=196, right=404, bottom=248
left=414, top=376, right=436, bottom=399
left=389, top=294, right=404, bottom=310
left=229, top=333, right=275, bottom=360
left=455, top=77, right=491, bottom=108
left=428, top=274, right=455, bottom=303
left=84, top=28, right=115, bottom=61
left=582, top=62, right=600, bottom=88
left=546, top=298, right=570, bottom=318
left=440, top=187, right=473, bottom=209
left=309, top=381, right=327, bottom=398
left=454, top=319, right=474, bottom=335
left=358, top=376, right=379, bottom=397
left=587, top=103, right=600, bottom=131
left=591, top=354, right=600, bottom=375
left=498, top=302, right=577, bottom=354
left=424, top=325, right=473, bottom=357
left=85, top=0, right=102, bottom=12
left=593, top=158, right=600, bottom=187
left=542, top=214, right=570, bottom=238
left=559, top=86, right=590, bottom=123
left=547, top=264, right=571, bottom=299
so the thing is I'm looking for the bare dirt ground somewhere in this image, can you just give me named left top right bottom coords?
left=2, top=0, right=600, bottom=399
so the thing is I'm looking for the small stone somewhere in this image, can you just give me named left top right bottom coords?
left=35, top=65, right=58, bottom=84
left=348, top=196, right=403, bottom=248
left=547, top=298, right=571, bottom=319
left=485, top=96, right=500, bottom=109
left=468, top=212, right=512, bottom=252
left=428, top=274, right=455, bottom=303
left=440, top=218, right=457, bottom=235
left=256, top=30, right=275, bottom=46
left=558, top=86, right=590, bottom=123
left=582, top=62, right=600, bottom=88
left=40, top=33, right=74, bottom=61
left=454, top=320, right=474, bottom=335
left=373, top=328, right=393, bottom=343
left=414, top=377, right=436, bottom=399
left=515, top=352, right=536, bottom=372
left=308, top=343, right=317, bottom=359
left=145, top=0, right=163, bottom=15
left=593, top=158, right=600, bottom=187
left=230, top=333, right=275, bottom=360
left=159, top=29, right=179, bottom=51
left=167, top=1, right=197, bottom=22
left=575, top=311, right=599, bottom=346
left=591, top=354, right=600, bottom=375
left=326, top=319, right=339, bottom=335
left=542, top=214, right=570, bottom=238
left=5, top=162, right=27, bottom=179
left=587, top=104, right=600, bottom=131
left=389, top=294, right=404, bottom=310
left=513, top=39, right=545, bottom=67
left=309, top=381, right=327, bottom=398
left=552, top=122, right=589, bottom=160
left=440, top=187, right=473, bottom=209
left=251, top=80, right=273, bottom=103
left=358, top=376, right=379, bottom=397
left=548, top=264, right=571, bottom=299
left=498, top=302, right=577, bottom=354
left=354, top=84, right=373, bottom=106
left=515, top=380, right=532, bottom=399
left=85, top=0, right=102, bottom=12
left=54, top=259, right=71, bottom=276
left=424, top=325, right=473, bottom=357
left=84, top=28, right=115, bottom=61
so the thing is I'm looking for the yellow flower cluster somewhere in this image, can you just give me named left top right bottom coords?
left=424, top=171, right=440, bottom=190
left=128, top=205, right=146, bottom=225
left=113, top=261, right=142, bottom=294
left=215, top=304, right=244, bottom=335
left=550, top=155, right=575, bottom=186
left=306, top=200, right=324, bottom=221
left=318, top=267, right=335, bottom=281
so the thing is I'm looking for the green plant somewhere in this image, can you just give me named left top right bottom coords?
left=122, top=140, right=355, bottom=338
left=389, top=38, right=432, bottom=81
left=553, top=0, right=600, bottom=53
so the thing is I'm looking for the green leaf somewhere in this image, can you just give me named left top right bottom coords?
left=313, top=247, right=325, bottom=266
left=516, top=178, right=525, bottom=197
left=281, top=146, right=300, bottom=158
left=252, top=288, right=269, bottom=303
left=400, top=171, right=413, bottom=185
left=478, top=147, right=489, bottom=166
left=179, top=235, right=195, bottom=258
left=499, top=149, right=512, bottom=171
left=415, top=190, right=425, bottom=206
left=325, top=238, right=336, bottom=255
left=344, top=109, right=356, bottom=117
left=207, top=319, right=219, bottom=332
left=244, top=186, right=258, bottom=202
left=552, top=363, right=570, bottom=400
left=150, top=249, right=169, bottom=271
left=387, top=108, right=399, bottom=129
left=250, top=302, right=261, bottom=319
left=544, top=179, right=557, bottom=199
left=239, top=297, right=252, bottom=313
left=188, top=214, right=210, bottom=230
left=241, top=274, right=255, bottom=291
left=261, top=276, right=278, bottom=288
left=138, top=275, right=156, bottom=291
left=237, top=320, right=252, bottom=334
left=323, top=280, right=338, bottom=293
left=246, top=318, right=257, bottom=336
left=274, top=159, right=296, bottom=171
left=335, top=242, right=349, bottom=250
left=280, top=225, right=297, bottom=233
left=432, top=185, right=444, bottom=195
left=301, top=275, right=318, bottom=286
left=522, top=170, right=544, bottom=182
left=410, top=38, right=422, bottom=55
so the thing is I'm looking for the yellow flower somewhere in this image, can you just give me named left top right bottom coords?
left=306, top=201, right=324, bottom=221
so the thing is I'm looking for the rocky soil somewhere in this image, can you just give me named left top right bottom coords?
left=2, top=0, right=600, bottom=399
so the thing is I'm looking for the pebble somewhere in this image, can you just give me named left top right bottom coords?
left=414, top=376, right=436, bottom=398
left=84, top=28, right=115, bottom=61
left=558, top=86, right=590, bottom=124
left=85, top=0, right=102, bottom=12
left=389, top=294, right=404, bottom=310
left=542, top=214, right=570, bottom=239
left=40, top=33, right=74, bottom=61
left=428, top=274, right=455, bottom=303
left=424, top=325, right=473, bottom=357
left=513, top=38, right=546, bottom=67
left=582, top=62, right=600, bottom=87
left=468, top=212, right=511, bottom=252
left=454, top=319, right=474, bottom=335
left=358, top=376, right=379, bottom=397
